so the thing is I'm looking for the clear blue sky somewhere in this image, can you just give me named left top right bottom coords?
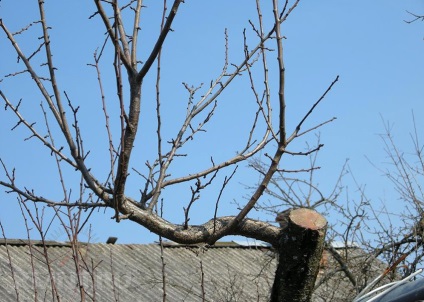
left=0, top=1, right=423, bottom=244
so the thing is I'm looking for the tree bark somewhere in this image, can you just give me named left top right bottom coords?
left=271, top=208, right=327, bottom=302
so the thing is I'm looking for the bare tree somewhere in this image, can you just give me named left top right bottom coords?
left=0, top=1, right=341, bottom=301
left=246, top=110, right=424, bottom=301
left=365, top=117, right=424, bottom=276
left=269, top=119, right=424, bottom=301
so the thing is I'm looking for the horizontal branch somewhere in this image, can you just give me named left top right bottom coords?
left=122, top=199, right=282, bottom=246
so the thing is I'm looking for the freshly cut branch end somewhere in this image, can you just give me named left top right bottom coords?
left=290, top=208, right=327, bottom=230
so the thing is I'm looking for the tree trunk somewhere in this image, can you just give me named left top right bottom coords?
left=271, top=208, right=327, bottom=302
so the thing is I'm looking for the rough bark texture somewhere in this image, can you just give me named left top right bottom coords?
left=123, top=200, right=282, bottom=245
left=271, top=208, right=327, bottom=302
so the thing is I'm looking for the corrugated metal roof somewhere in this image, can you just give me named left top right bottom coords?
left=0, top=239, right=276, bottom=301
left=0, top=239, right=392, bottom=302
left=330, top=240, right=360, bottom=249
